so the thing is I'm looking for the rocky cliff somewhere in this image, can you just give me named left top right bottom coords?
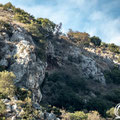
left=0, top=23, right=47, bottom=103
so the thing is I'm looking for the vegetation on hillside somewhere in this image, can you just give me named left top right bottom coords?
left=108, top=43, right=120, bottom=53
left=0, top=71, right=16, bottom=97
left=42, top=72, right=87, bottom=111
left=67, top=29, right=90, bottom=46
left=41, top=70, right=120, bottom=118
left=104, top=66, right=120, bottom=84
left=90, top=36, right=101, bottom=46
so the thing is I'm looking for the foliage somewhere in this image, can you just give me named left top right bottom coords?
left=0, top=4, right=3, bottom=7
left=86, top=97, right=113, bottom=117
left=117, top=55, right=120, bottom=62
left=101, top=42, right=108, bottom=48
left=27, top=23, right=43, bottom=39
left=37, top=18, right=56, bottom=35
left=67, top=29, right=90, bottom=46
left=20, top=97, right=41, bottom=120
left=14, top=13, right=32, bottom=24
left=87, top=111, right=104, bottom=120
left=27, top=19, right=56, bottom=40
left=35, top=46, right=46, bottom=61
left=3, top=2, right=14, bottom=11
left=69, top=111, right=88, bottom=120
left=47, top=72, right=87, bottom=92
left=0, top=93, right=6, bottom=99
left=0, top=66, right=5, bottom=72
left=26, top=19, right=57, bottom=61
left=108, top=43, right=120, bottom=53
left=104, top=66, right=120, bottom=84
left=104, top=89, right=120, bottom=103
left=106, top=107, right=115, bottom=118
left=0, top=20, right=12, bottom=34
left=0, top=100, right=6, bottom=117
left=15, top=87, right=31, bottom=101
left=0, top=71, right=16, bottom=97
left=90, top=36, right=101, bottom=46
left=61, top=110, right=105, bottom=120
left=42, top=72, right=87, bottom=111
left=21, top=97, right=34, bottom=119
left=42, top=105, right=61, bottom=117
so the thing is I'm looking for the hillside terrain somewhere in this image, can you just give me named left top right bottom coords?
left=0, top=2, right=120, bottom=120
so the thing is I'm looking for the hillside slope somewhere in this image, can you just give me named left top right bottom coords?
left=0, top=2, right=120, bottom=120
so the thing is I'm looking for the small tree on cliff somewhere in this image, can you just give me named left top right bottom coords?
left=90, top=36, right=101, bottom=46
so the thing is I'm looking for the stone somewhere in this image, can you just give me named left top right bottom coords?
left=3, top=99, right=10, bottom=103
left=48, top=112, right=56, bottom=120
left=0, top=58, right=8, bottom=67
left=11, top=116, right=16, bottom=120
left=12, top=104, right=17, bottom=111
left=6, top=104, right=12, bottom=112
left=33, top=103, right=41, bottom=110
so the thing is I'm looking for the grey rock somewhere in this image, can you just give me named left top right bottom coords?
left=33, top=103, right=41, bottom=110
left=12, top=104, right=17, bottom=111
left=3, top=99, right=10, bottom=103
left=6, top=104, right=12, bottom=112
left=48, top=113, right=56, bottom=120
left=11, top=116, right=16, bottom=120
left=0, top=24, right=47, bottom=103
left=0, top=58, right=8, bottom=67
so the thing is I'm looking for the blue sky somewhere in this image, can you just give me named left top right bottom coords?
left=0, top=0, right=120, bottom=45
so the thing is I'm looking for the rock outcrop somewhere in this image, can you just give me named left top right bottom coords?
left=46, top=39, right=106, bottom=85
left=0, top=24, right=47, bottom=103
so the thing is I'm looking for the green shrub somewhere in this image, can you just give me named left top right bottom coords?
left=21, top=97, right=40, bottom=120
left=15, top=87, right=31, bottom=101
left=54, top=87, right=84, bottom=111
left=0, top=66, right=5, bottom=72
left=42, top=72, right=86, bottom=111
left=27, top=23, right=43, bottom=39
left=108, top=43, right=120, bottom=53
left=87, top=111, right=104, bottom=120
left=21, top=98, right=34, bottom=119
left=106, top=107, right=115, bottom=118
left=90, top=36, right=101, bottom=46
left=0, top=93, right=7, bottom=99
left=3, top=2, right=14, bottom=11
left=0, top=20, right=12, bottom=36
left=0, top=71, right=16, bottom=97
left=86, top=98, right=113, bottom=117
left=101, top=42, right=108, bottom=48
left=14, top=14, right=31, bottom=24
left=37, top=18, right=56, bottom=34
left=0, top=100, right=6, bottom=117
left=67, top=30, right=90, bottom=46
left=0, top=20, right=11, bottom=31
left=0, top=4, right=3, bottom=7
left=104, top=67, right=120, bottom=84
left=104, top=89, right=120, bottom=103
left=69, top=111, right=88, bottom=120
left=47, top=72, right=87, bottom=92
left=42, top=105, right=61, bottom=117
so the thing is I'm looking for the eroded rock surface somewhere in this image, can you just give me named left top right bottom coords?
left=0, top=24, right=47, bottom=102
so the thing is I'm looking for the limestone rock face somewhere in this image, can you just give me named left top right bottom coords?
left=0, top=24, right=47, bottom=102
left=81, top=55, right=106, bottom=84
left=46, top=40, right=106, bottom=84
